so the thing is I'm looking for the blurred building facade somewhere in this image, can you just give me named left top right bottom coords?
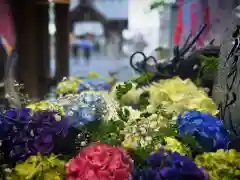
left=128, top=0, right=161, bottom=55
left=159, top=2, right=177, bottom=51
left=208, top=0, right=240, bottom=45
left=70, top=0, right=128, bottom=58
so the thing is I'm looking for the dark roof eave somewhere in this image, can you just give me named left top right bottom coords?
left=70, top=4, right=106, bottom=23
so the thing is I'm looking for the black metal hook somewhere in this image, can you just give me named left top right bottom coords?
left=129, top=24, right=208, bottom=87
left=129, top=51, right=158, bottom=73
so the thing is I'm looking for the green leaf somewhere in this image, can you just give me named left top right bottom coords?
left=200, top=55, right=219, bottom=72
left=157, top=127, right=178, bottom=137
left=116, top=82, right=133, bottom=100
left=133, top=72, right=153, bottom=84
left=150, top=1, right=167, bottom=10
left=11, top=154, right=65, bottom=180
left=155, top=46, right=163, bottom=51
left=180, top=135, right=203, bottom=153
left=139, top=96, right=150, bottom=110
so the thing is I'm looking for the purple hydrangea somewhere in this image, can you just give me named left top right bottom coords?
left=135, top=149, right=208, bottom=180
left=0, top=108, right=70, bottom=160
left=177, top=110, right=230, bottom=151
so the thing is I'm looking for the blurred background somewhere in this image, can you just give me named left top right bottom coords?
left=0, top=0, right=240, bottom=100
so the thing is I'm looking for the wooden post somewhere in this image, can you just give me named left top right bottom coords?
left=13, top=1, right=39, bottom=99
left=11, top=0, right=50, bottom=100
left=35, top=3, right=50, bottom=97
left=55, top=3, right=69, bottom=82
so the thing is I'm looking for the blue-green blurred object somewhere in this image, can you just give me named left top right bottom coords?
left=57, top=92, right=107, bottom=128
left=77, top=78, right=111, bottom=92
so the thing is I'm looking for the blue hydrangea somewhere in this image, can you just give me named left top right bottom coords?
left=77, top=78, right=111, bottom=92
left=58, top=92, right=107, bottom=128
left=134, top=149, right=207, bottom=180
left=177, top=110, right=230, bottom=151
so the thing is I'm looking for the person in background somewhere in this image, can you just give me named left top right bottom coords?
left=82, top=33, right=93, bottom=64
left=71, top=38, right=80, bottom=61
left=133, top=33, right=147, bottom=52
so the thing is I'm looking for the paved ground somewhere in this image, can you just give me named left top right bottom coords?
left=51, top=53, right=138, bottom=81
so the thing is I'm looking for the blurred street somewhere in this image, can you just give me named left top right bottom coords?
left=51, top=52, right=137, bottom=81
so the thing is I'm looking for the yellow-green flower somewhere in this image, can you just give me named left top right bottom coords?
left=195, top=149, right=240, bottom=180
left=56, top=76, right=81, bottom=95
left=87, top=71, right=100, bottom=78
left=159, top=137, right=191, bottom=157
left=27, top=101, right=65, bottom=116
left=145, top=77, right=218, bottom=115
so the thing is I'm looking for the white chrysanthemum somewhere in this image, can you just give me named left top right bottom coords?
left=121, top=112, right=168, bottom=149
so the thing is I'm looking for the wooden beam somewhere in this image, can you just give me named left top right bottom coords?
left=35, top=3, right=50, bottom=97
left=55, top=3, right=70, bottom=82
left=11, top=0, right=50, bottom=100
left=15, top=1, right=39, bottom=99
left=36, top=0, right=70, bottom=4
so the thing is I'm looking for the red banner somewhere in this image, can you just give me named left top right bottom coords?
left=0, top=0, right=14, bottom=49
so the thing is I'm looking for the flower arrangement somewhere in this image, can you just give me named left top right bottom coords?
left=0, top=73, right=238, bottom=180
left=56, top=73, right=112, bottom=95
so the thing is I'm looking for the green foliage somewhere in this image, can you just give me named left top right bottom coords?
left=195, top=149, right=240, bottom=180
left=13, top=81, right=32, bottom=106
left=110, top=73, right=153, bottom=106
left=196, top=55, right=220, bottom=85
left=132, top=72, right=153, bottom=84
left=92, top=120, right=125, bottom=146
left=115, top=82, right=133, bottom=100
left=150, top=0, right=168, bottom=10
left=139, top=95, right=150, bottom=111
left=200, top=55, right=219, bottom=73
left=90, top=107, right=130, bottom=145
left=7, top=154, right=65, bottom=180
